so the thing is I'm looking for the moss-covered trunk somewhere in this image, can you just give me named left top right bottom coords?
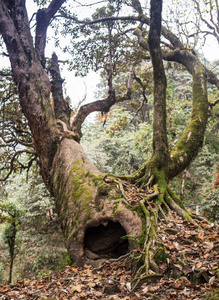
left=50, top=138, right=142, bottom=266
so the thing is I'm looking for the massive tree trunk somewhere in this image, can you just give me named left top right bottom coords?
left=0, top=0, right=215, bottom=288
left=50, top=138, right=142, bottom=265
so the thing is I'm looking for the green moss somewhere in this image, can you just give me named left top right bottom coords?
left=168, top=188, right=186, bottom=210
left=91, top=175, right=102, bottom=186
left=113, top=198, right=121, bottom=208
left=114, top=206, right=124, bottom=214
left=191, top=235, right=199, bottom=242
left=52, top=159, right=97, bottom=242
left=169, top=60, right=208, bottom=178
left=69, top=160, right=94, bottom=219
left=176, top=260, right=185, bottom=267
left=97, top=183, right=113, bottom=196
left=205, top=289, right=219, bottom=300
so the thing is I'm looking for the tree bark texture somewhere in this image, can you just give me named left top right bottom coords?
left=148, top=0, right=168, bottom=170
left=51, top=139, right=142, bottom=265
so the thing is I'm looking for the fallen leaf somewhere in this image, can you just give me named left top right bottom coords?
left=69, top=284, right=84, bottom=293
left=196, top=262, right=203, bottom=269
left=203, top=242, right=214, bottom=252
left=141, top=286, right=149, bottom=295
left=148, top=285, right=160, bottom=292
left=208, top=232, right=217, bottom=240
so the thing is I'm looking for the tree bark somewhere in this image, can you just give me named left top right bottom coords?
left=50, top=139, right=142, bottom=265
left=148, top=0, right=168, bottom=169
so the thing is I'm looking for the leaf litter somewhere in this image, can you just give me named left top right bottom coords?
left=0, top=211, right=218, bottom=299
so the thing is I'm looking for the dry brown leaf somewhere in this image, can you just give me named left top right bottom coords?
left=167, top=243, right=175, bottom=250
left=148, top=285, right=160, bottom=292
left=208, top=232, right=217, bottom=240
left=198, top=231, right=205, bottom=241
left=70, top=265, right=80, bottom=272
left=195, top=262, right=203, bottom=269
left=35, top=283, right=45, bottom=288
left=203, top=241, right=214, bottom=252
left=175, top=277, right=191, bottom=290
left=88, top=282, right=96, bottom=288
left=69, top=284, right=84, bottom=293
left=141, top=286, right=149, bottom=295
left=0, top=286, right=9, bottom=293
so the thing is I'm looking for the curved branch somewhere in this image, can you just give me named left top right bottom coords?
left=68, top=10, right=184, bottom=50
left=134, top=27, right=219, bottom=89
left=71, top=98, right=115, bottom=136
left=1, top=135, right=33, bottom=148
left=71, top=88, right=132, bottom=136
left=132, top=6, right=210, bottom=179
left=0, top=1, right=60, bottom=182
left=168, top=55, right=208, bottom=178
left=71, top=65, right=134, bottom=136
left=0, top=1, right=29, bottom=73
left=57, top=119, right=80, bottom=142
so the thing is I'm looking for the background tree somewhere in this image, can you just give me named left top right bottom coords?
left=0, top=0, right=218, bottom=288
left=2, top=202, right=22, bottom=283
left=0, top=166, right=67, bottom=283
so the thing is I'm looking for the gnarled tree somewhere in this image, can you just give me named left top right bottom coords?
left=0, top=0, right=218, bottom=288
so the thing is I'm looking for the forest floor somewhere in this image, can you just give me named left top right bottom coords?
left=0, top=212, right=218, bottom=300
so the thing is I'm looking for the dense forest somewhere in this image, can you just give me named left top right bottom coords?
left=0, top=0, right=218, bottom=297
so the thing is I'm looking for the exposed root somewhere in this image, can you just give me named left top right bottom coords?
left=92, top=251, right=134, bottom=273
left=102, top=175, right=215, bottom=291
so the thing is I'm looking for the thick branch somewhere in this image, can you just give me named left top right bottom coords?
left=0, top=1, right=59, bottom=183
left=49, top=52, right=71, bottom=124
left=132, top=0, right=184, bottom=49
left=169, top=56, right=208, bottom=178
left=71, top=63, right=133, bottom=136
left=71, top=89, right=132, bottom=136
left=148, top=0, right=168, bottom=163
left=134, top=27, right=219, bottom=89
left=35, top=0, right=66, bottom=61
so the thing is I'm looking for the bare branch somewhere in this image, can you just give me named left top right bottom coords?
left=209, top=98, right=219, bottom=109
left=1, top=98, right=34, bottom=148
left=0, top=70, right=12, bottom=77
left=0, top=150, right=36, bottom=182
left=71, top=89, right=132, bottom=137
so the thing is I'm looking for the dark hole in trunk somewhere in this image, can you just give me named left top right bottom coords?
left=84, top=220, right=129, bottom=258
